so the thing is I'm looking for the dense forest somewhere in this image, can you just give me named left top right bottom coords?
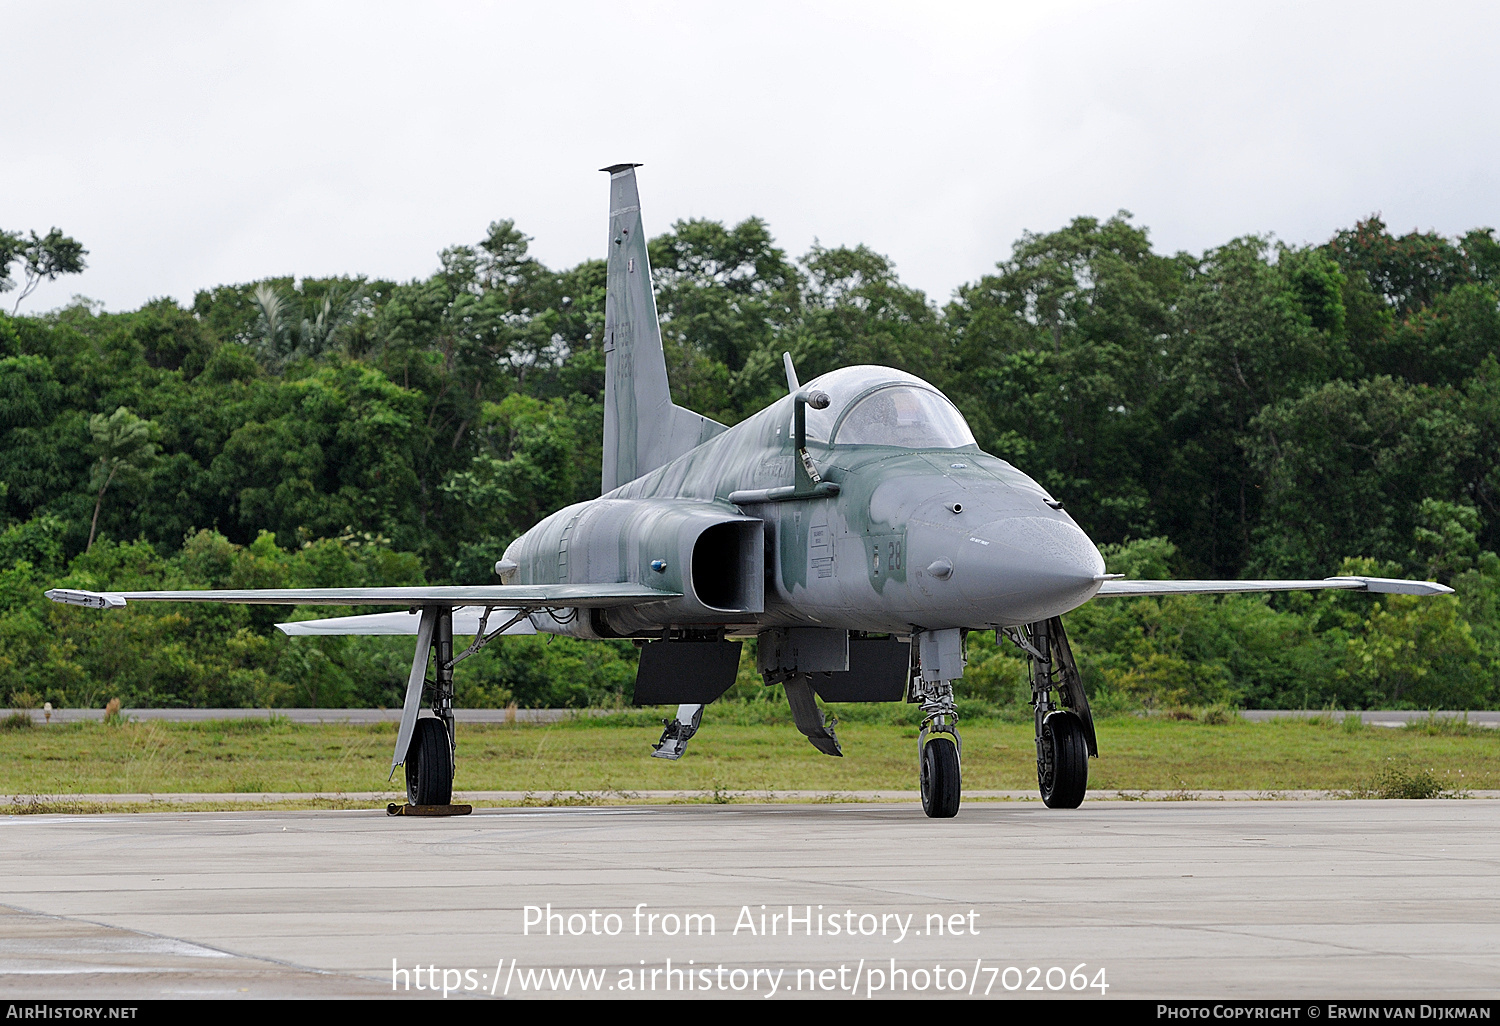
left=1, top=212, right=1497, bottom=711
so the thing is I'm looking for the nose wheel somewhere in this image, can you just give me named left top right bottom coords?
left=920, top=732, right=961, bottom=817
left=910, top=629, right=966, bottom=818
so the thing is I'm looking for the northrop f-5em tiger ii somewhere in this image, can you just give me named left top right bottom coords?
left=48, top=166, right=1453, bottom=816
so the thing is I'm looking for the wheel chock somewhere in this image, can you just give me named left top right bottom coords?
left=387, top=803, right=473, bottom=817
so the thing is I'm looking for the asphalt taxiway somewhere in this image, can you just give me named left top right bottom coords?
left=0, top=800, right=1495, bottom=999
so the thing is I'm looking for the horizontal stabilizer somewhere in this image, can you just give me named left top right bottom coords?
left=277, top=606, right=539, bottom=636
left=46, top=583, right=680, bottom=609
left=1094, top=575, right=1453, bottom=598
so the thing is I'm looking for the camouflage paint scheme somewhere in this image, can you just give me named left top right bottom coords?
left=47, top=164, right=1444, bottom=648
left=43, top=165, right=1453, bottom=798
left=508, top=368, right=1106, bottom=639
left=507, top=165, right=1106, bottom=642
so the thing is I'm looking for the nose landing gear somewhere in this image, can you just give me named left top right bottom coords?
left=918, top=695, right=961, bottom=818
left=910, top=628, right=966, bottom=818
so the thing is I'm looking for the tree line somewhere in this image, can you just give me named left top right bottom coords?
left=1, top=211, right=1496, bottom=710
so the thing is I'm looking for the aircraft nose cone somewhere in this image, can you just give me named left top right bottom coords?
left=950, top=515, right=1105, bottom=624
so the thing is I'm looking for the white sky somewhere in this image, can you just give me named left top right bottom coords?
left=3, top=1, right=1498, bottom=314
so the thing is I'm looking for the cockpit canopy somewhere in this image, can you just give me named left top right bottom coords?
left=799, top=366, right=976, bottom=449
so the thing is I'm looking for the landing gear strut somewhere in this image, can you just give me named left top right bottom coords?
left=1004, top=616, right=1097, bottom=809
left=405, top=607, right=456, bottom=806
left=910, top=628, right=965, bottom=818
left=917, top=690, right=961, bottom=818
left=392, top=604, right=530, bottom=812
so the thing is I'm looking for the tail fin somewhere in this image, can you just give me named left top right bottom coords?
left=600, top=165, right=726, bottom=492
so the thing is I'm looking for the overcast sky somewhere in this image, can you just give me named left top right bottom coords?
left=4, top=1, right=1497, bottom=314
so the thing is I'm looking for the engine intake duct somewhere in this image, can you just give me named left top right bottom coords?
left=692, top=520, right=762, bottom=612
left=543, top=498, right=763, bottom=637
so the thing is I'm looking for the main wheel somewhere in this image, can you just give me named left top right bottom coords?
left=920, top=735, right=961, bottom=819
left=1038, top=710, right=1088, bottom=808
left=405, top=717, right=454, bottom=806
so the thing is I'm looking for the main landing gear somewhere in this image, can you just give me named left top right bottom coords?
left=1037, top=709, right=1088, bottom=808
left=406, top=717, right=454, bottom=806
left=396, top=604, right=529, bottom=812
left=1003, top=616, right=1098, bottom=809
left=404, top=606, right=457, bottom=807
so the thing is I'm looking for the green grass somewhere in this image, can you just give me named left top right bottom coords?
left=0, top=710, right=1493, bottom=801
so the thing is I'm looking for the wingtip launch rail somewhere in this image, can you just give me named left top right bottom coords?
left=1093, top=575, right=1453, bottom=598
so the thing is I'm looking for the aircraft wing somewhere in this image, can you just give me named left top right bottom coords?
left=275, top=606, right=540, bottom=637
left=45, top=581, right=677, bottom=778
left=44, top=583, right=680, bottom=610
left=1094, top=575, right=1452, bottom=598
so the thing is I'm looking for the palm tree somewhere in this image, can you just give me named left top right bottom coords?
left=247, top=281, right=365, bottom=371
left=86, top=407, right=156, bottom=551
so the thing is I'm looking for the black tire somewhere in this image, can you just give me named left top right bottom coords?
left=920, top=735, right=961, bottom=819
left=1038, top=710, right=1088, bottom=809
left=405, top=717, right=453, bottom=807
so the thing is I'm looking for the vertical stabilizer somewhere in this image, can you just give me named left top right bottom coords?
left=601, top=165, right=726, bottom=492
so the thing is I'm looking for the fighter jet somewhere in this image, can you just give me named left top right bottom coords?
left=48, top=165, right=1453, bottom=817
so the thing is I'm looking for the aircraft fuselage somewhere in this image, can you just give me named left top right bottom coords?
left=507, top=368, right=1105, bottom=637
